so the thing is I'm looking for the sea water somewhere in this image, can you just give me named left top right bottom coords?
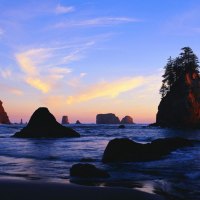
left=0, top=124, right=199, bottom=200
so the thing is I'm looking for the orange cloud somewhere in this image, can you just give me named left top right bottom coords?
left=66, top=77, right=144, bottom=104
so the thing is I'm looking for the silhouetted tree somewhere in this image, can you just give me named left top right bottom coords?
left=160, top=47, right=200, bottom=98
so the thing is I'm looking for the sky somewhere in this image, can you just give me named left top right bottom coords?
left=1, top=0, right=200, bottom=123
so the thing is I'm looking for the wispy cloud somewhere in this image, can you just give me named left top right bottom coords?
left=1, top=68, right=12, bottom=79
left=15, top=41, right=95, bottom=93
left=66, top=76, right=145, bottom=104
left=0, top=83, right=24, bottom=96
left=55, top=4, right=75, bottom=14
left=54, top=17, right=139, bottom=28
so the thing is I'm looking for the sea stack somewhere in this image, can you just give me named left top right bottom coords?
left=121, top=116, right=134, bottom=124
left=156, top=47, right=200, bottom=128
left=62, top=116, right=69, bottom=124
left=75, top=120, right=81, bottom=124
left=96, top=113, right=120, bottom=124
left=0, top=100, right=10, bottom=124
left=13, top=107, right=80, bottom=138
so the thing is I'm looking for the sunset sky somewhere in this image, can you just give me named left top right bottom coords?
left=1, top=0, right=200, bottom=123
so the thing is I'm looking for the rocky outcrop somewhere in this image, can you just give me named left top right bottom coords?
left=118, top=125, right=125, bottom=129
left=102, top=137, right=193, bottom=163
left=13, top=107, right=80, bottom=138
left=70, top=163, right=109, bottom=178
left=75, top=120, right=81, bottom=124
left=156, top=72, right=200, bottom=128
left=61, top=116, right=69, bottom=124
left=121, top=116, right=134, bottom=124
left=0, top=100, right=10, bottom=124
left=96, top=113, right=120, bottom=124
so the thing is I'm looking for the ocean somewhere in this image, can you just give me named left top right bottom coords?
left=0, top=124, right=199, bottom=200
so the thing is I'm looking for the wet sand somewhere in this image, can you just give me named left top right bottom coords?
left=0, top=179, right=164, bottom=200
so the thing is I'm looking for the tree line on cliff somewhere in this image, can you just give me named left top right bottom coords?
left=159, top=47, right=199, bottom=98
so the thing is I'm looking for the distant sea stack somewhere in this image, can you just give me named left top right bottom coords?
left=62, top=116, right=69, bottom=124
left=0, top=100, right=10, bottom=124
left=121, top=116, right=134, bottom=124
left=13, top=107, right=80, bottom=138
left=75, top=120, right=81, bottom=124
left=156, top=47, right=200, bottom=128
left=96, top=113, right=120, bottom=124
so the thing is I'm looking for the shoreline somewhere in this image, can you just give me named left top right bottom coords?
left=0, top=178, right=164, bottom=200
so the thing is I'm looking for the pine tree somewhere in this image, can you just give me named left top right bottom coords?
left=159, top=47, right=200, bottom=98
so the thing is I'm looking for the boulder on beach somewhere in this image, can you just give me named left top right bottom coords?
left=102, top=137, right=193, bottom=163
left=75, top=120, right=81, bottom=124
left=70, top=163, right=109, bottom=178
left=13, top=107, right=80, bottom=138
left=121, top=116, right=134, bottom=124
left=62, top=116, right=69, bottom=124
left=96, top=113, right=120, bottom=124
left=0, top=100, right=10, bottom=124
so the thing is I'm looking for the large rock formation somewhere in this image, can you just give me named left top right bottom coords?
left=96, top=113, right=120, bottom=124
left=102, top=137, right=193, bottom=163
left=121, top=116, right=134, bottom=124
left=0, top=100, right=10, bottom=124
left=156, top=72, right=200, bottom=128
left=70, top=163, right=109, bottom=178
left=13, top=107, right=80, bottom=138
left=61, top=116, right=69, bottom=124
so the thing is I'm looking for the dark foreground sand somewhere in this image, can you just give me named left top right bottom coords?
left=0, top=179, right=164, bottom=200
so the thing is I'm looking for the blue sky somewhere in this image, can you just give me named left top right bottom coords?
left=1, top=0, right=200, bottom=123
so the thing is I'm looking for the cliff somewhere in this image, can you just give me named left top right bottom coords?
left=156, top=72, right=200, bottom=128
left=121, top=116, right=134, bottom=124
left=0, top=100, right=10, bottom=124
left=96, top=113, right=120, bottom=124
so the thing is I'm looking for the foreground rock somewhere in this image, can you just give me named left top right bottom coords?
left=102, top=137, right=192, bottom=163
left=70, top=163, right=109, bottom=178
left=13, top=107, right=80, bottom=138
left=62, top=116, right=69, bottom=124
left=121, top=116, right=134, bottom=124
left=96, top=113, right=120, bottom=124
left=0, top=100, right=10, bottom=124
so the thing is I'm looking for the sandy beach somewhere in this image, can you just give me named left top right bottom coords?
left=0, top=179, right=164, bottom=200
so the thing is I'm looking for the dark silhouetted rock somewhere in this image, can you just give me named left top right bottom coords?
left=121, top=116, right=134, bottom=124
left=0, top=100, right=10, bottom=124
left=75, top=120, right=81, bottom=124
left=62, top=116, right=69, bottom=124
left=102, top=137, right=193, bottom=163
left=13, top=107, right=80, bottom=138
left=96, top=113, right=120, bottom=124
left=156, top=72, right=200, bottom=128
left=118, top=125, right=125, bottom=129
left=70, top=163, right=109, bottom=178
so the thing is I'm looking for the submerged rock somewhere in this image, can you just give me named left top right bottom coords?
left=118, top=125, right=125, bottom=129
left=0, top=100, right=10, bottom=124
left=62, top=116, right=69, bottom=124
left=96, top=113, right=120, bottom=124
left=70, top=163, right=109, bottom=178
left=102, top=137, right=193, bottom=163
left=13, top=107, right=80, bottom=138
left=121, top=116, right=134, bottom=124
